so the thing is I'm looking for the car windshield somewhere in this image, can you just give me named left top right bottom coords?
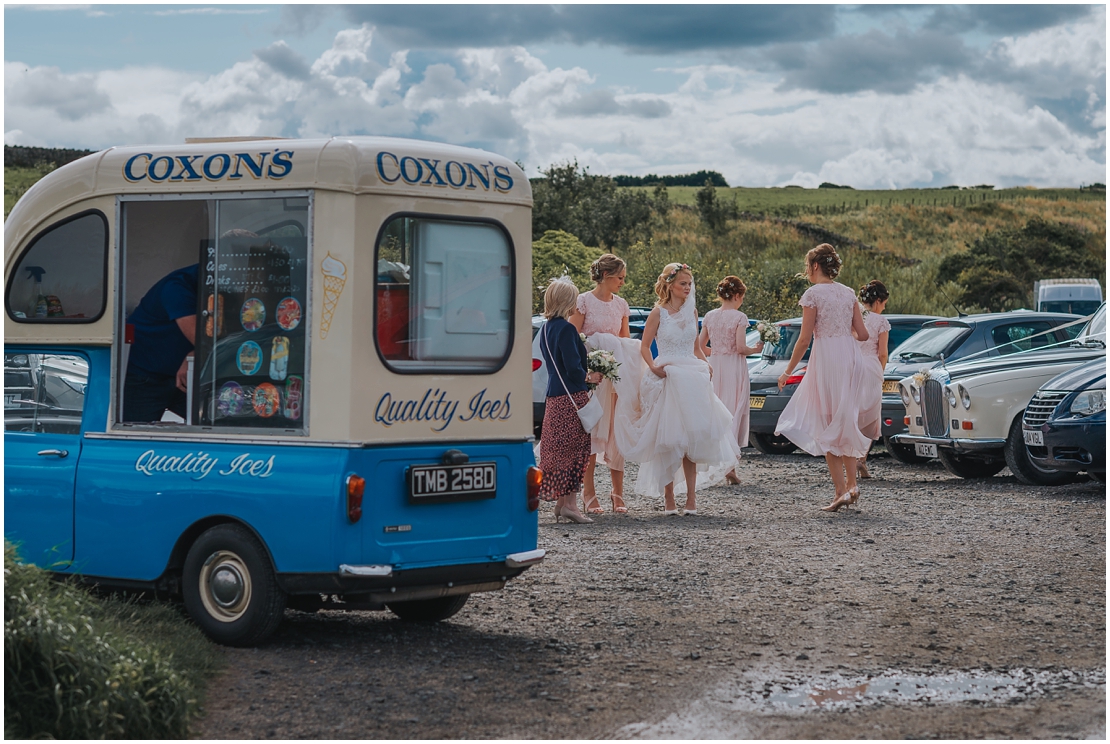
left=891, top=325, right=969, bottom=362
left=762, top=325, right=810, bottom=362
left=1074, top=306, right=1106, bottom=348
left=1042, top=300, right=1103, bottom=316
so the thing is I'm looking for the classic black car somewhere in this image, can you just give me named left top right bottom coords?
left=1022, top=351, right=1106, bottom=484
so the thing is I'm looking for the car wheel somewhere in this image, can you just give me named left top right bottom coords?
left=1004, top=416, right=1076, bottom=487
left=937, top=448, right=1006, bottom=479
left=750, top=432, right=798, bottom=455
left=884, top=435, right=930, bottom=464
left=182, top=524, right=286, bottom=646
left=387, top=594, right=469, bottom=622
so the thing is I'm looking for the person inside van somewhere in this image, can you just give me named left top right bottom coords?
left=122, top=263, right=199, bottom=422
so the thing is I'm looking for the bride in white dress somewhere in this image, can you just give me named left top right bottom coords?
left=614, top=263, right=740, bottom=515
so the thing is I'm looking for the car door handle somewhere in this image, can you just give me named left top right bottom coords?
left=37, top=449, right=69, bottom=458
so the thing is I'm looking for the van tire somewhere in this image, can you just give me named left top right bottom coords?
left=885, top=436, right=930, bottom=464
left=183, top=524, right=286, bottom=646
left=1004, top=416, right=1076, bottom=487
left=937, top=448, right=1006, bottom=479
left=750, top=432, right=797, bottom=455
left=387, top=594, right=469, bottom=622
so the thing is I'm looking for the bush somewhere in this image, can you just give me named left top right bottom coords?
left=5, top=542, right=222, bottom=739
left=531, top=230, right=604, bottom=314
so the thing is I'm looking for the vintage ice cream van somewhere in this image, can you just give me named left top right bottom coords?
left=4, top=136, right=544, bottom=645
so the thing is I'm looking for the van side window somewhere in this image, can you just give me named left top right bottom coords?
left=5, top=212, right=108, bottom=323
left=4, top=353, right=88, bottom=434
left=375, top=217, right=513, bottom=372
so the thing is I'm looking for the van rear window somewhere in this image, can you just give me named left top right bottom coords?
left=375, top=216, right=513, bottom=373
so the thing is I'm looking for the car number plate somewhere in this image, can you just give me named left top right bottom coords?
left=750, top=396, right=766, bottom=410
left=407, top=462, right=497, bottom=504
left=882, top=380, right=901, bottom=394
left=915, top=442, right=938, bottom=458
left=1023, top=429, right=1044, bottom=447
left=4, top=394, right=18, bottom=409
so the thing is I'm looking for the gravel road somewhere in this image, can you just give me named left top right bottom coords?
left=194, top=447, right=1105, bottom=739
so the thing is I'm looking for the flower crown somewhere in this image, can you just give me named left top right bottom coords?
left=665, top=263, right=691, bottom=282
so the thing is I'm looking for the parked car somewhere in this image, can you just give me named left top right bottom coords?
left=892, top=305, right=1105, bottom=484
left=626, top=306, right=653, bottom=338
left=881, top=310, right=1083, bottom=465
left=532, top=315, right=548, bottom=436
left=747, top=314, right=941, bottom=454
left=1022, top=356, right=1106, bottom=483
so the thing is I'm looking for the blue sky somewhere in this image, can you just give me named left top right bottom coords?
left=4, top=4, right=1105, bottom=188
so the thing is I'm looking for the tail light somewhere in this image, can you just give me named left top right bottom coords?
left=904, top=416, right=911, bottom=425
left=784, top=372, right=805, bottom=386
left=346, top=474, right=365, bottom=523
left=526, top=467, right=543, bottom=511
left=961, top=421, right=973, bottom=430
left=532, top=359, right=542, bottom=372
left=884, top=418, right=893, bottom=426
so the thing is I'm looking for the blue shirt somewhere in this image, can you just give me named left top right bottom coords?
left=540, top=317, right=589, bottom=398
left=126, top=264, right=198, bottom=377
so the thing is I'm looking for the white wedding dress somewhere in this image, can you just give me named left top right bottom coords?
left=614, top=288, right=740, bottom=496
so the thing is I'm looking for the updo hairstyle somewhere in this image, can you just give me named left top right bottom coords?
left=716, top=275, right=747, bottom=301
left=590, top=253, right=626, bottom=284
left=806, top=243, right=842, bottom=279
left=654, top=262, right=692, bottom=306
left=543, top=276, right=580, bottom=320
left=858, top=279, right=889, bottom=306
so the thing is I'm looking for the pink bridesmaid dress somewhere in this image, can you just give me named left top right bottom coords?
left=857, top=311, right=891, bottom=441
left=703, top=307, right=751, bottom=451
left=576, top=291, right=632, bottom=470
left=775, top=282, right=871, bottom=458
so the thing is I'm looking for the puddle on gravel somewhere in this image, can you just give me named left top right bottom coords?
left=617, top=667, right=1105, bottom=739
left=753, top=668, right=1104, bottom=710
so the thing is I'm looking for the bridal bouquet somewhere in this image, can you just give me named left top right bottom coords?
left=756, top=321, right=781, bottom=346
left=586, top=349, right=621, bottom=389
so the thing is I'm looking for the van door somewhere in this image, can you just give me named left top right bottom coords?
left=3, top=351, right=87, bottom=568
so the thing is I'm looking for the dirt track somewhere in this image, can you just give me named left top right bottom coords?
left=194, top=447, right=1105, bottom=739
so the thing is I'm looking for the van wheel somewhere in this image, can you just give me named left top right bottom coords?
left=1004, top=417, right=1076, bottom=487
left=884, top=436, right=930, bottom=464
left=751, top=432, right=797, bottom=455
left=183, top=524, right=286, bottom=646
left=387, top=594, right=469, bottom=622
left=937, top=448, right=1006, bottom=479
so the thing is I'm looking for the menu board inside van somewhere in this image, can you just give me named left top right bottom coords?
left=193, top=234, right=307, bottom=429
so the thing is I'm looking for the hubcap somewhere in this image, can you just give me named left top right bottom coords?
left=199, top=550, right=252, bottom=623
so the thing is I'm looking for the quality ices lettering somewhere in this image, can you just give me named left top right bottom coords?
left=123, top=149, right=294, bottom=183
left=376, top=151, right=514, bottom=193
left=134, top=450, right=275, bottom=480
left=374, top=388, right=511, bottom=431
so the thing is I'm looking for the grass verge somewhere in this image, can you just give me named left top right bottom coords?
left=4, top=542, right=224, bottom=739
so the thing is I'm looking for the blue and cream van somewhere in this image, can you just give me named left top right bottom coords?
left=4, top=136, right=544, bottom=645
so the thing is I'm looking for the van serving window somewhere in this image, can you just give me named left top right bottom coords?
left=375, top=216, right=512, bottom=373
left=5, top=211, right=108, bottom=323
left=119, top=195, right=310, bottom=431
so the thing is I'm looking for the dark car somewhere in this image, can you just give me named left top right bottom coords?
left=1022, top=355, right=1106, bottom=484
left=747, top=314, right=941, bottom=454
left=881, top=310, right=1084, bottom=464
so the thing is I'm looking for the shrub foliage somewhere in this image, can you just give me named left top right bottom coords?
left=4, top=543, right=222, bottom=739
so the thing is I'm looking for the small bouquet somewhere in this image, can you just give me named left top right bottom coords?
left=755, top=321, right=781, bottom=346
left=586, top=349, right=621, bottom=390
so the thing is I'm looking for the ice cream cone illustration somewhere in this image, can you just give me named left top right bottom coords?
left=320, top=253, right=347, bottom=339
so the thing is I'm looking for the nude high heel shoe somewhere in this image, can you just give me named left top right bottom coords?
left=559, top=505, right=593, bottom=524
left=821, top=493, right=851, bottom=512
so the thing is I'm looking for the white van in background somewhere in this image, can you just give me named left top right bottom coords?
left=1034, top=278, right=1103, bottom=316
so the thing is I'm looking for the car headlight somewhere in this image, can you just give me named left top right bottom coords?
left=910, top=384, right=920, bottom=404
left=945, top=386, right=957, bottom=408
left=1070, top=389, right=1106, bottom=416
left=900, top=385, right=912, bottom=408
left=958, top=384, right=971, bottom=409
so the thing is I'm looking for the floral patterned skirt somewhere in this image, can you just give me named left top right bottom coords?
left=538, top=392, right=591, bottom=501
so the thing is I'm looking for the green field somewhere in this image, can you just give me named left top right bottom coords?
left=630, top=184, right=1104, bottom=216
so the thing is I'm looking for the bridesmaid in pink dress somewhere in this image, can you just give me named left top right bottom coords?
left=698, top=276, right=764, bottom=484
left=774, top=244, right=871, bottom=512
left=855, top=280, right=891, bottom=479
left=570, top=254, right=635, bottom=514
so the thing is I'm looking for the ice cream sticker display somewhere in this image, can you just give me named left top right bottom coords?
left=252, top=383, right=281, bottom=418
left=320, top=253, right=346, bottom=339
left=237, top=341, right=263, bottom=375
left=269, top=336, right=290, bottom=381
left=217, top=382, right=247, bottom=417
left=205, top=293, right=225, bottom=338
left=240, top=297, right=265, bottom=331
left=276, top=297, right=301, bottom=331
left=283, top=376, right=303, bottom=420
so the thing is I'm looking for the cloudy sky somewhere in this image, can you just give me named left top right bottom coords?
left=4, top=4, right=1106, bottom=188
